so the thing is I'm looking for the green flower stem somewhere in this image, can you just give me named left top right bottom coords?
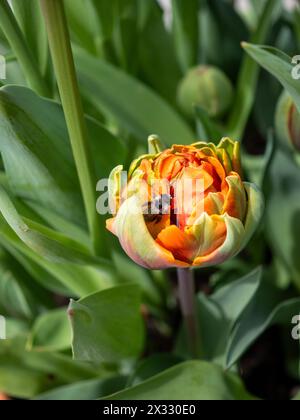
left=177, top=268, right=199, bottom=359
left=227, top=0, right=281, bottom=140
left=0, top=0, right=49, bottom=96
left=40, top=0, right=103, bottom=256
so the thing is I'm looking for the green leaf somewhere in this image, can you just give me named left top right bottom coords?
left=127, top=353, right=183, bottom=387
left=5, top=318, right=30, bottom=339
left=227, top=0, right=282, bottom=139
left=0, top=216, right=116, bottom=298
left=0, top=85, right=85, bottom=227
left=226, top=295, right=300, bottom=369
left=293, top=392, right=300, bottom=401
left=27, top=308, right=71, bottom=352
left=202, top=0, right=248, bottom=77
left=243, top=43, right=300, bottom=113
left=171, top=0, right=199, bottom=72
left=34, top=376, right=127, bottom=401
left=64, top=0, right=101, bottom=56
left=0, top=0, right=50, bottom=96
left=0, top=248, right=42, bottom=319
left=0, top=185, right=111, bottom=267
left=195, top=106, right=222, bottom=142
left=0, top=337, right=101, bottom=399
left=112, top=251, right=163, bottom=307
left=137, top=0, right=182, bottom=104
left=212, top=267, right=262, bottom=322
left=105, top=361, right=254, bottom=400
left=69, top=284, right=145, bottom=363
left=75, top=47, right=194, bottom=145
left=11, top=0, right=48, bottom=75
left=0, top=85, right=125, bottom=229
left=175, top=268, right=263, bottom=365
left=264, top=144, right=300, bottom=290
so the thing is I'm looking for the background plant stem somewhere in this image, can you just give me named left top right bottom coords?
left=226, top=0, right=281, bottom=140
left=40, top=0, right=104, bottom=256
left=0, top=0, right=49, bottom=96
left=177, top=268, right=199, bottom=358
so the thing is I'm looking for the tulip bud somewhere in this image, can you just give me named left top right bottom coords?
left=177, top=65, right=234, bottom=119
left=275, top=91, right=300, bottom=152
left=106, top=138, right=264, bottom=270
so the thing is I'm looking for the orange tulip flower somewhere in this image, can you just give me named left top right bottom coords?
left=107, top=137, right=264, bottom=270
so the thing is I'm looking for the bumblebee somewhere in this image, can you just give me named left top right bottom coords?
left=143, top=194, right=171, bottom=224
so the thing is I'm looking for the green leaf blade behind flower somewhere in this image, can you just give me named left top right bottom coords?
left=69, top=284, right=145, bottom=364
left=74, top=47, right=194, bottom=146
left=171, top=0, right=199, bottom=73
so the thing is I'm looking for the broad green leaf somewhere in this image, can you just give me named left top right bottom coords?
left=263, top=144, right=300, bottom=290
left=0, top=337, right=101, bottom=399
left=5, top=318, right=29, bottom=339
left=75, top=47, right=194, bottom=145
left=0, top=185, right=111, bottom=267
left=11, top=0, right=48, bottom=75
left=0, top=218, right=116, bottom=298
left=212, top=267, right=262, bottom=322
left=0, top=258, right=37, bottom=319
left=176, top=268, right=263, bottom=365
left=171, top=0, right=199, bottom=72
left=195, top=106, right=222, bottom=142
left=137, top=0, right=182, bottom=104
left=64, top=0, right=101, bottom=56
left=0, top=85, right=85, bottom=227
left=243, top=43, right=300, bottom=113
left=226, top=295, right=300, bottom=368
left=105, top=361, right=254, bottom=400
left=69, top=284, right=145, bottom=363
left=27, top=308, right=71, bottom=352
left=202, top=0, right=248, bottom=77
left=227, top=0, right=282, bottom=139
left=0, top=85, right=125, bottom=228
left=34, top=376, right=127, bottom=401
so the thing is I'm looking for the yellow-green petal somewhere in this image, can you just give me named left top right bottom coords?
left=241, top=182, right=265, bottom=248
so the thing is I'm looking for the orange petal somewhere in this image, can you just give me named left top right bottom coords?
left=156, top=225, right=196, bottom=263
left=155, top=153, right=183, bottom=179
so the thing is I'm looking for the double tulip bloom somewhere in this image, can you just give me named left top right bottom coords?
left=107, top=138, right=264, bottom=270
